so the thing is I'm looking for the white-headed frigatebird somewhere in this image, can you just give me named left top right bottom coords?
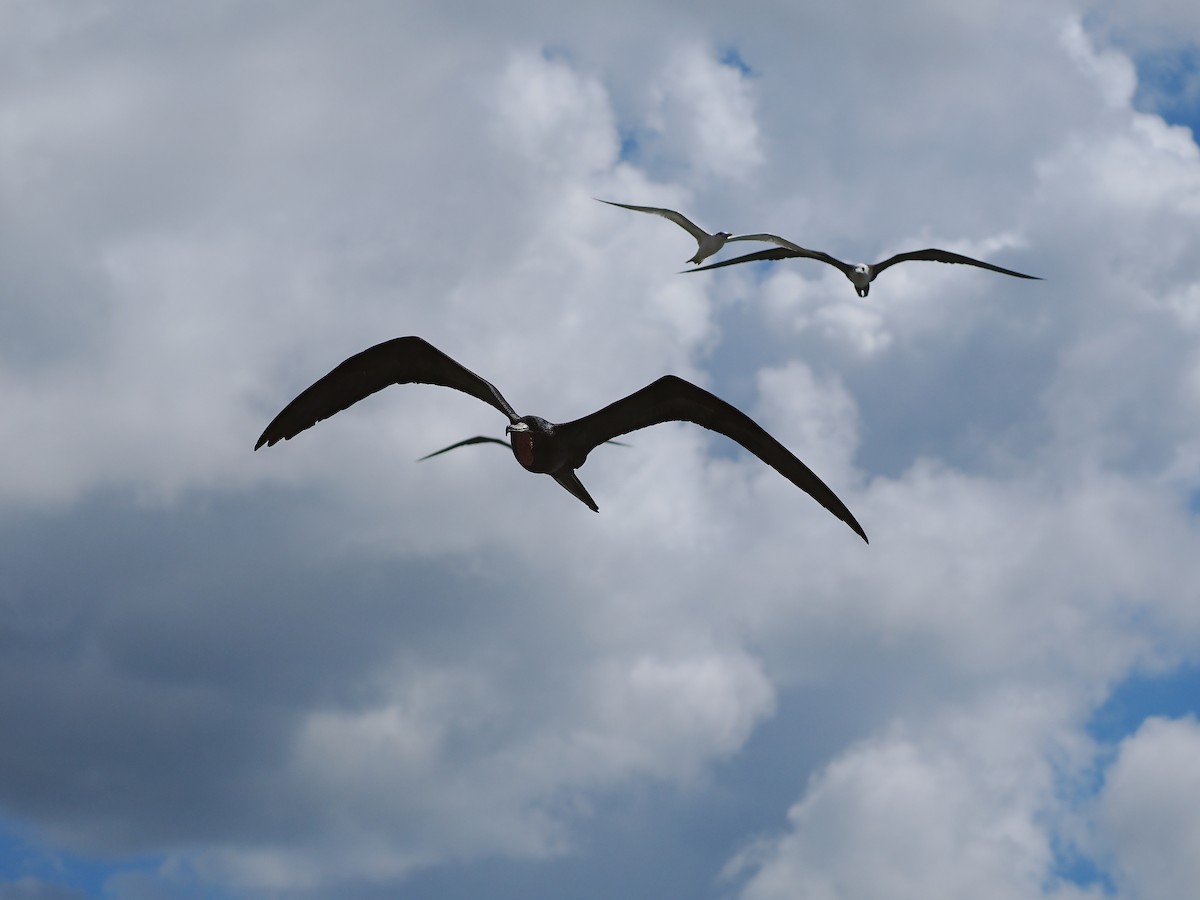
left=682, top=234, right=1041, bottom=296
left=255, top=337, right=867, bottom=542
left=596, top=199, right=783, bottom=266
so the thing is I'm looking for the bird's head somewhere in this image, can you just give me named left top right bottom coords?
left=852, top=264, right=871, bottom=297
left=716, top=231, right=734, bottom=240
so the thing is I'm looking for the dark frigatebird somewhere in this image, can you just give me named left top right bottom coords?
left=681, top=234, right=1041, bottom=296
left=597, top=199, right=782, bottom=266
left=255, top=337, right=867, bottom=542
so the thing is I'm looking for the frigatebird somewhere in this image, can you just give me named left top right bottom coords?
left=682, top=235, right=1041, bottom=296
left=597, top=199, right=781, bottom=266
left=255, top=336, right=867, bottom=542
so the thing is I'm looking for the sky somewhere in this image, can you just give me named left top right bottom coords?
left=2, top=1, right=1200, bottom=898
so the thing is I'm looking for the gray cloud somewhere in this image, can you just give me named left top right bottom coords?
left=1094, top=716, right=1200, bottom=899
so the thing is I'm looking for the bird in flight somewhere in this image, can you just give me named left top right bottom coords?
left=597, top=199, right=781, bottom=265
left=681, top=235, right=1041, bottom=297
left=255, top=336, right=867, bottom=541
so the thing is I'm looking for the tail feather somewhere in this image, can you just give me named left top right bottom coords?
left=552, top=470, right=599, bottom=512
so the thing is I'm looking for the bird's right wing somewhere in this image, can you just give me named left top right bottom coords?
left=596, top=199, right=709, bottom=243
left=556, top=376, right=867, bottom=541
left=682, top=245, right=854, bottom=277
left=417, top=435, right=510, bottom=460
left=725, top=232, right=806, bottom=251
left=255, top=336, right=518, bottom=449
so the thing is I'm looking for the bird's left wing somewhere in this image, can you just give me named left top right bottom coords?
left=681, top=244, right=853, bottom=277
left=596, top=199, right=709, bottom=242
left=872, top=248, right=1042, bottom=281
left=419, top=435, right=631, bottom=461
left=255, top=336, right=518, bottom=449
left=417, top=435, right=510, bottom=460
left=679, top=247, right=800, bottom=274
left=555, top=376, right=867, bottom=541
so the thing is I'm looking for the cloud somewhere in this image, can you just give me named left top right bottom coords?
left=644, top=43, right=764, bottom=178
left=1094, top=716, right=1200, bottom=899
left=2, top=2, right=1200, bottom=898
left=726, top=690, right=1101, bottom=900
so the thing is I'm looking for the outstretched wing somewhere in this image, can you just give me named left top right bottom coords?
left=255, top=336, right=518, bottom=450
left=872, top=248, right=1041, bottom=281
left=419, top=435, right=631, bottom=461
left=417, top=435, right=509, bottom=460
left=724, top=232, right=805, bottom=250
left=555, top=375, right=867, bottom=542
left=596, top=199, right=709, bottom=243
left=683, top=245, right=855, bottom=278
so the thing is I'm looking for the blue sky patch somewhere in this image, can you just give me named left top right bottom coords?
left=1087, top=663, right=1200, bottom=745
left=1048, top=838, right=1115, bottom=896
left=1130, top=43, right=1200, bottom=136
left=0, top=819, right=242, bottom=899
left=720, top=47, right=753, bottom=77
left=618, top=129, right=640, bottom=163
left=0, top=820, right=139, bottom=899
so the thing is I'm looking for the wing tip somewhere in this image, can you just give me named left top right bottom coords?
left=254, top=428, right=286, bottom=450
left=851, top=519, right=869, bottom=544
left=835, top=502, right=868, bottom=543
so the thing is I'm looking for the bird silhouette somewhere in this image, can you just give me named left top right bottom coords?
left=597, top=199, right=780, bottom=265
left=682, top=235, right=1041, bottom=296
left=255, top=336, right=867, bottom=541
